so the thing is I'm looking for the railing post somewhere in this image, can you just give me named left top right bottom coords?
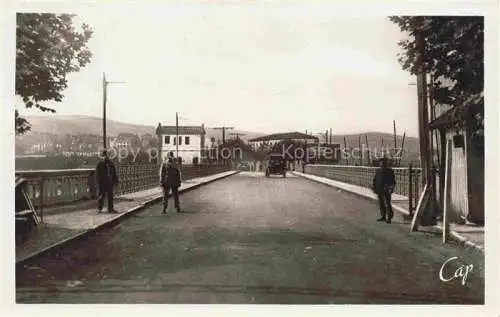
left=408, top=163, right=413, bottom=216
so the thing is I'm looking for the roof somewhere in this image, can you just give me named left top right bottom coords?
left=249, top=132, right=319, bottom=142
left=156, top=125, right=206, bottom=135
left=116, top=132, right=139, bottom=139
left=428, top=95, right=483, bottom=130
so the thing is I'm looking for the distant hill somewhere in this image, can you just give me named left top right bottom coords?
left=24, top=115, right=155, bottom=137
left=16, top=115, right=420, bottom=165
left=313, top=131, right=420, bottom=166
left=313, top=131, right=419, bottom=153
left=16, top=115, right=266, bottom=143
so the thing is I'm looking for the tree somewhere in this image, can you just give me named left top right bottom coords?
left=389, top=16, right=484, bottom=137
left=15, top=13, right=93, bottom=134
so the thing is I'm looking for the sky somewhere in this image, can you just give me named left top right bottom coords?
left=16, top=4, right=419, bottom=137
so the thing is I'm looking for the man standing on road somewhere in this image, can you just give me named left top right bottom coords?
left=159, top=158, right=182, bottom=214
left=372, top=157, right=396, bottom=224
left=95, top=150, right=119, bottom=213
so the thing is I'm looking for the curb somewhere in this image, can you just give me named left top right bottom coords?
left=16, top=171, right=239, bottom=268
left=291, top=171, right=484, bottom=253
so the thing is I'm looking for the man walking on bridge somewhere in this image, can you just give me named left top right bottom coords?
left=372, top=157, right=396, bottom=224
left=96, top=150, right=119, bottom=213
left=159, top=157, right=182, bottom=214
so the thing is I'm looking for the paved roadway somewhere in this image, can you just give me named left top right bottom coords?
left=16, top=172, right=484, bottom=304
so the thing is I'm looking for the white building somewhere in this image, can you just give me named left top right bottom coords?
left=156, top=123, right=206, bottom=165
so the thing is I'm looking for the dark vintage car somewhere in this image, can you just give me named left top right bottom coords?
left=265, top=154, right=286, bottom=177
left=237, top=161, right=251, bottom=171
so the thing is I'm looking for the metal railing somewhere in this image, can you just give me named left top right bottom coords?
left=15, top=163, right=233, bottom=212
left=304, top=164, right=422, bottom=213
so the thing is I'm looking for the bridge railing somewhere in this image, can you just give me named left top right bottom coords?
left=16, top=163, right=233, bottom=211
left=16, top=169, right=95, bottom=210
left=304, top=164, right=423, bottom=210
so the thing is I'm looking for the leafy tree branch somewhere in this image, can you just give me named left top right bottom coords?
left=389, top=16, right=483, bottom=137
left=15, top=13, right=93, bottom=134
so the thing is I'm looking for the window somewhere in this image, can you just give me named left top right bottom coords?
left=165, top=136, right=170, bottom=144
left=173, top=137, right=176, bottom=145
left=178, top=136, right=182, bottom=145
left=185, top=136, right=190, bottom=145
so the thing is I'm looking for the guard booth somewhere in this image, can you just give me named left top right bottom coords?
left=15, top=177, right=40, bottom=244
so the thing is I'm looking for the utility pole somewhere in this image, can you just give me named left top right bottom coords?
left=358, top=135, right=362, bottom=165
left=229, top=132, right=246, bottom=140
left=410, top=18, right=433, bottom=231
left=365, top=134, right=370, bottom=166
left=343, top=136, right=348, bottom=165
left=329, top=128, right=332, bottom=145
left=102, top=72, right=125, bottom=150
left=176, top=112, right=179, bottom=158
left=393, top=120, right=397, bottom=159
left=102, top=73, right=107, bottom=149
left=214, top=126, right=234, bottom=144
left=398, top=132, right=406, bottom=167
left=416, top=24, right=431, bottom=186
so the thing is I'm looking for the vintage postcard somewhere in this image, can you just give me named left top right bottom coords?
left=2, top=0, right=498, bottom=316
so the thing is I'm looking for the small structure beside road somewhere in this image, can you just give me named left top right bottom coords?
left=156, top=123, right=206, bottom=165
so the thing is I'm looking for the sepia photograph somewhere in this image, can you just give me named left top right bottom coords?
left=3, top=1, right=496, bottom=312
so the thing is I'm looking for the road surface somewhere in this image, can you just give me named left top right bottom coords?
left=16, top=172, right=484, bottom=304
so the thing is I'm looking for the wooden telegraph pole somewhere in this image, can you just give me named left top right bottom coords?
left=398, top=132, right=406, bottom=167
left=410, top=18, right=433, bottom=232
left=358, top=135, right=362, bottom=166
left=176, top=112, right=179, bottom=158
left=102, top=73, right=107, bottom=150
left=214, top=126, right=234, bottom=144
left=102, top=72, right=125, bottom=151
left=343, top=136, right=349, bottom=165
left=365, top=134, right=370, bottom=166
left=393, top=119, right=397, bottom=158
left=229, top=132, right=246, bottom=140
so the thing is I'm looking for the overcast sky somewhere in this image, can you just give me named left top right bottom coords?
left=16, top=4, right=419, bottom=136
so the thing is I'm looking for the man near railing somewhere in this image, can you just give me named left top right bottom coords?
left=95, top=150, right=119, bottom=213
left=159, top=157, right=182, bottom=214
left=372, top=157, right=396, bottom=224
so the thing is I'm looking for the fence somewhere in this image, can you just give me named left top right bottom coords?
left=304, top=164, right=423, bottom=211
left=16, top=163, right=232, bottom=210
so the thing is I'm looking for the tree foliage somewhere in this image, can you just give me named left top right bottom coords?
left=15, top=13, right=93, bottom=134
left=389, top=16, right=484, bottom=134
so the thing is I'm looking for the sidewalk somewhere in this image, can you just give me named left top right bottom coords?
left=292, top=171, right=484, bottom=252
left=16, top=171, right=239, bottom=265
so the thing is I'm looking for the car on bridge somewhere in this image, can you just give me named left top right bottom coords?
left=265, top=153, right=286, bottom=178
left=237, top=161, right=252, bottom=171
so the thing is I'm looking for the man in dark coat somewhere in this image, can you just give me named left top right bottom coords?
left=372, top=157, right=396, bottom=223
left=159, top=158, right=182, bottom=213
left=95, top=151, right=119, bottom=213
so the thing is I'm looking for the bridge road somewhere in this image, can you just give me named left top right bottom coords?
left=16, top=172, right=484, bottom=304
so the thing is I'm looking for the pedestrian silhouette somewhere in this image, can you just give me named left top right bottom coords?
left=159, top=158, right=182, bottom=213
left=95, top=150, right=119, bottom=213
left=372, top=157, right=396, bottom=223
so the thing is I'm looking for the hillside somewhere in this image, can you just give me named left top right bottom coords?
left=320, top=132, right=420, bottom=166
left=314, top=131, right=419, bottom=153
left=16, top=116, right=420, bottom=164
left=24, top=115, right=155, bottom=136
left=16, top=115, right=265, bottom=143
